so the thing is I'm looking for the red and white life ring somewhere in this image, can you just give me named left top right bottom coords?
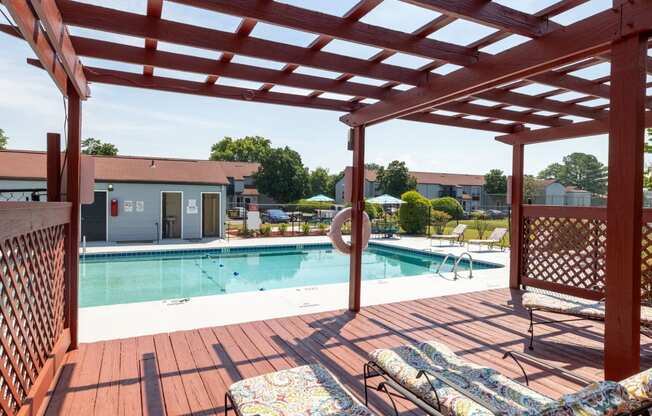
left=327, top=207, right=371, bottom=255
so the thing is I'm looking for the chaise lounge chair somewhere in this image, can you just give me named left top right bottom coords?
left=225, top=364, right=376, bottom=415
left=467, top=227, right=507, bottom=252
left=364, top=339, right=652, bottom=416
left=521, top=290, right=652, bottom=350
left=430, top=224, right=467, bottom=247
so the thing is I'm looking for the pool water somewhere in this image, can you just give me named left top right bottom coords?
left=80, top=244, right=500, bottom=307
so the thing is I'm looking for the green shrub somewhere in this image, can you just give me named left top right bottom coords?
left=364, top=201, right=382, bottom=219
left=341, top=221, right=351, bottom=235
left=471, top=210, right=490, bottom=239
left=294, top=200, right=331, bottom=213
left=399, top=191, right=431, bottom=234
left=260, top=223, right=272, bottom=236
left=431, top=196, right=464, bottom=220
left=301, top=222, right=311, bottom=235
left=318, top=222, right=328, bottom=235
left=278, top=223, right=288, bottom=235
left=430, top=209, right=451, bottom=234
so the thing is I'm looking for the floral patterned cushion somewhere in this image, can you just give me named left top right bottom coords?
left=228, top=364, right=374, bottom=416
left=620, top=367, right=652, bottom=404
left=537, top=381, right=631, bottom=415
left=522, top=292, right=652, bottom=324
left=369, top=341, right=554, bottom=415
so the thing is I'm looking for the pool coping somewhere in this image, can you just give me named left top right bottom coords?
left=81, top=240, right=505, bottom=269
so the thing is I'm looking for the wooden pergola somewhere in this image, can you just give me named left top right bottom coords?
left=0, top=0, right=651, bottom=414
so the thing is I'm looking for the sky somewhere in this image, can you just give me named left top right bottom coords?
left=0, top=0, right=624, bottom=177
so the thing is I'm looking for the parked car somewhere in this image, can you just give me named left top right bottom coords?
left=262, top=209, right=290, bottom=223
left=486, top=209, right=506, bottom=219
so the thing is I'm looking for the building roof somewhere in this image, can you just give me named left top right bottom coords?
left=344, top=167, right=484, bottom=187
left=410, top=171, right=484, bottom=186
left=241, top=188, right=259, bottom=196
left=218, top=161, right=260, bottom=180
left=0, top=150, right=230, bottom=185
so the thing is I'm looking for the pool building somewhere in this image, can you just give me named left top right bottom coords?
left=0, top=150, right=229, bottom=242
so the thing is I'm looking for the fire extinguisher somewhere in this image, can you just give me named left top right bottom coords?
left=111, top=199, right=118, bottom=216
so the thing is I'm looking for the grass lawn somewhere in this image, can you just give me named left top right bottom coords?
left=436, top=218, right=510, bottom=246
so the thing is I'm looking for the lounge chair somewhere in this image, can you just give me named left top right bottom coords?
left=225, top=364, right=376, bottom=415
left=430, top=224, right=467, bottom=247
left=364, top=339, right=652, bottom=416
left=522, top=290, right=652, bottom=350
left=467, top=227, right=507, bottom=251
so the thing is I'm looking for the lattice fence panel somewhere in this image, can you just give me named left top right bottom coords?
left=0, top=224, right=66, bottom=415
left=522, top=215, right=607, bottom=295
left=641, top=223, right=652, bottom=303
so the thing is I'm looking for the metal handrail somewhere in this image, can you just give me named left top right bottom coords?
left=452, top=252, right=473, bottom=280
left=434, top=253, right=455, bottom=274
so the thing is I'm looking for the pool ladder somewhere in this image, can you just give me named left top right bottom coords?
left=434, top=252, right=474, bottom=280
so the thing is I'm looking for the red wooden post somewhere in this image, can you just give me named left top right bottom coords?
left=605, top=32, right=647, bottom=380
left=66, top=83, right=82, bottom=350
left=46, top=133, right=61, bottom=202
left=349, top=126, right=365, bottom=312
left=509, top=143, right=524, bottom=289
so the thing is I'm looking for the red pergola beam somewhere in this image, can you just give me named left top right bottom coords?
left=496, top=111, right=652, bottom=145
left=167, top=0, right=479, bottom=65
left=144, top=0, right=163, bottom=76
left=401, top=0, right=561, bottom=37
left=71, top=36, right=569, bottom=127
left=77, top=64, right=517, bottom=133
left=58, top=0, right=424, bottom=86
left=2, top=0, right=69, bottom=96
left=340, top=6, right=641, bottom=127
left=57, top=1, right=610, bottom=122
left=28, top=0, right=89, bottom=98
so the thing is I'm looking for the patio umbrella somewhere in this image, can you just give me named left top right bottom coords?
left=306, top=194, right=335, bottom=202
left=366, top=194, right=405, bottom=205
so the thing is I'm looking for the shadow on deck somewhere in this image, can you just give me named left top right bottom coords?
left=44, top=288, right=652, bottom=415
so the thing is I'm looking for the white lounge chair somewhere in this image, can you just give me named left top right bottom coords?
left=467, top=227, right=507, bottom=251
left=429, top=224, right=467, bottom=247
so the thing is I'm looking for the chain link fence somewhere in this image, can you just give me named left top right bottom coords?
left=0, top=188, right=47, bottom=202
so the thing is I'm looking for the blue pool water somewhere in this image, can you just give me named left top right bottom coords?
left=80, top=244, right=501, bottom=307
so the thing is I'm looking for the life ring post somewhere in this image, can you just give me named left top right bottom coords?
left=349, top=126, right=366, bottom=312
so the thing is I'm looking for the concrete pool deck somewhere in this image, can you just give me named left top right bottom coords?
left=79, top=236, right=510, bottom=342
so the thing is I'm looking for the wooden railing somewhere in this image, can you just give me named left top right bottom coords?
left=0, top=202, right=72, bottom=416
left=521, top=205, right=652, bottom=301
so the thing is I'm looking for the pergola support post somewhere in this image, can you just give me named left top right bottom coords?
left=605, top=32, right=647, bottom=380
left=65, top=83, right=82, bottom=351
left=46, top=133, right=61, bottom=202
left=349, top=126, right=365, bottom=312
left=509, top=144, right=524, bottom=289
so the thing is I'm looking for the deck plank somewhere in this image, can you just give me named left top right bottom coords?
left=45, top=289, right=652, bottom=415
left=152, top=333, right=191, bottom=415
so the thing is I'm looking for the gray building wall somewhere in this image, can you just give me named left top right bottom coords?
left=335, top=177, right=377, bottom=204
left=0, top=179, right=227, bottom=241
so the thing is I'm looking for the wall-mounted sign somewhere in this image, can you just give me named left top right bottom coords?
left=187, top=199, right=198, bottom=214
left=124, top=200, right=133, bottom=212
left=136, top=200, right=144, bottom=212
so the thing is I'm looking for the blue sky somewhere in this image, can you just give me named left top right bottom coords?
left=0, top=0, right=621, bottom=176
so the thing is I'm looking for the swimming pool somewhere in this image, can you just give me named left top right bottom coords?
left=80, top=243, right=502, bottom=307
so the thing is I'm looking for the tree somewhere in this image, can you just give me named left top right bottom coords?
left=254, top=147, right=309, bottom=203
left=376, top=161, right=417, bottom=197
left=0, top=129, right=8, bottom=150
left=308, top=167, right=330, bottom=196
left=484, top=169, right=507, bottom=194
left=81, top=138, right=118, bottom=155
left=398, top=191, right=431, bottom=234
left=537, top=152, right=607, bottom=195
left=523, top=175, right=538, bottom=203
left=431, top=196, right=464, bottom=220
left=209, top=136, right=271, bottom=162
left=364, top=163, right=383, bottom=171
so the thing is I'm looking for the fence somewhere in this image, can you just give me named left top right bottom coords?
left=520, top=205, right=652, bottom=303
left=0, top=202, right=72, bottom=415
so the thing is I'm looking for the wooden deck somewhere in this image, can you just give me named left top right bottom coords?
left=44, top=288, right=652, bottom=415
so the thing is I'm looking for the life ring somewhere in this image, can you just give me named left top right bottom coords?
left=328, top=207, right=371, bottom=255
